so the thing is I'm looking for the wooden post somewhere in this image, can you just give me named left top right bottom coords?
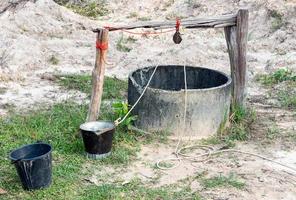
left=224, top=9, right=249, bottom=108
left=86, top=28, right=109, bottom=122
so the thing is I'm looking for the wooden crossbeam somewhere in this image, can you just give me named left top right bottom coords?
left=93, top=13, right=237, bottom=32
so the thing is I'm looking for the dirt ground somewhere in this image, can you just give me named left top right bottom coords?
left=0, top=0, right=296, bottom=199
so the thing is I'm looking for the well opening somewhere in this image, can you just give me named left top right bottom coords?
left=131, top=65, right=229, bottom=91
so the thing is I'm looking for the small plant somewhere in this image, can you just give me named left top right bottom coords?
left=127, top=12, right=138, bottom=18
left=112, top=101, right=137, bottom=130
left=163, top=0, right=175, bottom=8
left=257, top=69, right=296, bottom=110
left=48, top=55, right=59, bottom=65
left=257, top=68, right=296, bottom=86
left=138, top=16, right=151, bottom=21
left=185, top=0, right=201, bottom=8
left=64, top=1, right=108, bottom=18
left=222, top=106, right=256, bottom=143
left=266, top=124, right=280, bottom=139
left=269, top=10, right=284, bottom=31
left=116, top=36, right=133, bottom=52
left=277, top=90, right=296, bottom=109
left=126, top=36, right=137, bottom=43
left=201, top=173, right=245, bottom=189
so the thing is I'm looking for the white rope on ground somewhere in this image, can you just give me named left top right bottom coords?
left=156, top=63, right=188, bottom=170
left=155, top=60, right=296, bottom=175
left=114, top=64, right=159, bottom=126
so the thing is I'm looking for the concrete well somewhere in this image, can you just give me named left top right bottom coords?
left=128, top=65, right=232, bottom=139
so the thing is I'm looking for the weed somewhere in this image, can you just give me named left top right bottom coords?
left=112, top=101, right=137, bottom=130
left=221, top=106, right=256, bottom=143
left=268, top=10, right=284, bottom=31
left=55, top=74, right=127, bottom=100
left=277, top=90, right=296, bottom=109
left=185, top=0, right=201, bottom=8
left=201, top=173, right=245, bottom=189
left=49, top=55, right=59, bottom=65
left=257, top=68, right=296, bottom=86
left=266, top=124, right=280, bottom=139
left=0, top=87, right=7, bottom=95
left=116, top=36, right=133, bottom=52
left=257, top=69, right=296, bottom=110
left=126, top=36, right=137, bottom=43
left=163, top=0, right=175, bottom=8
left=201, top=136, right=221, bottom=145
left=63, top=1, right=108, bottom=18
left=127, top=12, right=138, bottom=18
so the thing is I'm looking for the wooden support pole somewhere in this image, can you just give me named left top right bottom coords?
left=87, top=28, right=109, bottom=122
left=224, top=9, right=249, bottom=108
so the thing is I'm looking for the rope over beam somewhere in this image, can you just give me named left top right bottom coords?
left=93, top=13, right=237, bottom=32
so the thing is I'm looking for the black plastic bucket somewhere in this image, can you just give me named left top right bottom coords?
left=9, top=143, right=52, bottom=190
left=80, top=121, right=115, bottom=159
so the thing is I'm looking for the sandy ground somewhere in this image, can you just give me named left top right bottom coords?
left=0, top=0, right=296, bottom=199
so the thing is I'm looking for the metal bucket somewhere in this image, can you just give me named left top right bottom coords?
left=80, top=121, right=115, bottom=159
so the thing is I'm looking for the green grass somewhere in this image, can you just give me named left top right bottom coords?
left=201, top=173, right=245, bottom=189
left=277, top=89, right=296, bottom=109
left=55, top=74, right=127, bottom=100
left=212, top=106, right=256, bottom=147
left=257, top=68, right=296, bottom=86
left=266, top=124, right=280, bottom=140
left=257, top=69, right=296, bottom=110
left=55, top=0, right=108, bottom=18
left=80, top=178, right=201, bottom=200
left=0, top=101, right=140, bottom=199
left=226, top=106, right=256, bottom=141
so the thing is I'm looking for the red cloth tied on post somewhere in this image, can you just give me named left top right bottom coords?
left=96, top=41, right=108, bottom=50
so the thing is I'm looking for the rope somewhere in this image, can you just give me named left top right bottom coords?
left=176, top=18, right=181, bottom=32
left=156, top=63, right=188, bottom=170
left=120, top=29, right=175, bottom=36
left=96, top=41, right=108, bottom=50
left=114, top=65, right=159, bottom=126
left=104, top=19, right=181, bottom=36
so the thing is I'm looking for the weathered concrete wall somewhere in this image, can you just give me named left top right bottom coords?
left=128, top=65, right=232, bottom=139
